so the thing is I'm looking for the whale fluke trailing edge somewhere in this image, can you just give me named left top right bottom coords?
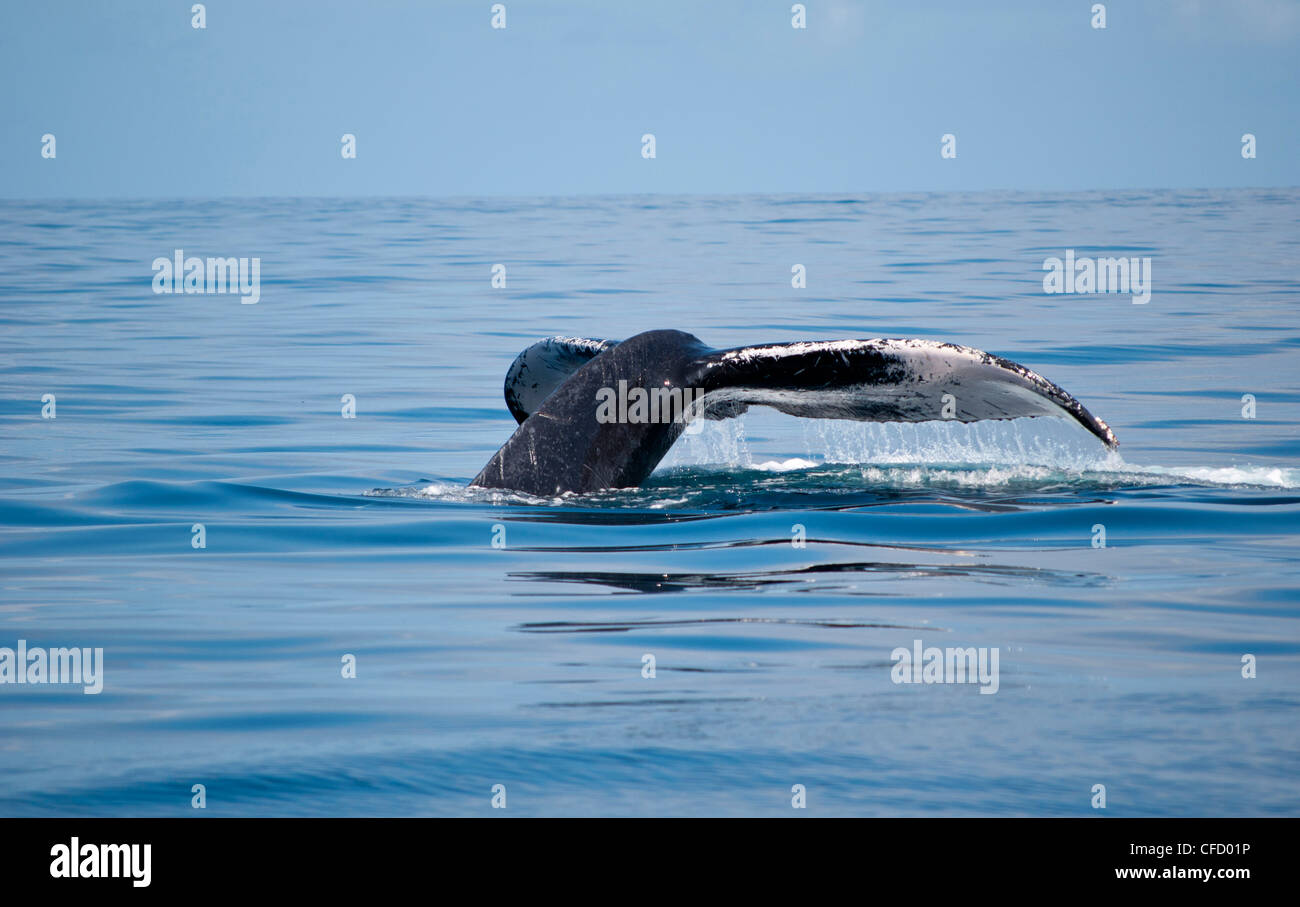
left=472, top=330, right=1118, bottom=495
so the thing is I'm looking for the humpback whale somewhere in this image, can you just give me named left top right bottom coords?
left=472, top=330, right=1117, bottom=495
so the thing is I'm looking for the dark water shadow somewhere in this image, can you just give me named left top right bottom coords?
left=509, top=559, right=1107, bottom=594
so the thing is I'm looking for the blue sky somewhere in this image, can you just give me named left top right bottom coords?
left=2, top=0, right=1297, bottom=198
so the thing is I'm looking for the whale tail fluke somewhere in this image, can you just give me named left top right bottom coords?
left=477, top=330, right=1117, bottom=494
left=503, top=336, right=617, bottom=424
left=692, top=338, right=1118, bottom=450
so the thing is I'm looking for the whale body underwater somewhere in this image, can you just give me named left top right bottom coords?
left=470, top=330, right=1118, bottom=496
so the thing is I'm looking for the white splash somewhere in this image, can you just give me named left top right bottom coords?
left=655, top=414, right=1300, bottom=490
left=752, top=458, right=822, bottom=472
left=366, top=414, right=1298, bottom=504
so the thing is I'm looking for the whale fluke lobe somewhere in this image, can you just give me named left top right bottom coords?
left=503, top=335, right=617, bottom=424
left=472, top=330, right=1118, bottom=495
left=696, top=338, right=1119, bottom=448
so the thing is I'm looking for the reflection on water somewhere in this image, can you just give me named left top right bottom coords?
left=510, top=558, right=1107, bottom=594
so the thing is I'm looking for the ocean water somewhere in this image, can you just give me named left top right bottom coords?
left=1, top=188, right=1297, bottom=817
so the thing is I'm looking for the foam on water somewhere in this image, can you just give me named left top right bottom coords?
left=367, top=415, right=1299, bottom=507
